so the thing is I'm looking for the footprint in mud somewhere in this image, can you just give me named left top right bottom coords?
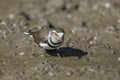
left=45, top=47, right=88, bottom=58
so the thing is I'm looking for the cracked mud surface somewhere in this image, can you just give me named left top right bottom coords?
left=0, top=0, right=120, bottom=80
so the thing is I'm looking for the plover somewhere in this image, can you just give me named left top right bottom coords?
left=25, top=26, right=65, bottom=57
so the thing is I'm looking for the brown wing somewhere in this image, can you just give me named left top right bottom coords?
left=29, top=26, right=64, bottom=45
left=32, top=31, right=42, bottom=44
left=32, top=28, right=50, bottom=45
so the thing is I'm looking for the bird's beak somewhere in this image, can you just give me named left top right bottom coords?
left=59, top=37, right=62, bottom=43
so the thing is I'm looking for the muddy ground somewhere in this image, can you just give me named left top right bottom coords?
left=0, top=0, right=120, bottom=80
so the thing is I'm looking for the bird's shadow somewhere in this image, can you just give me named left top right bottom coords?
left=45, top=47, right=88, bottom=58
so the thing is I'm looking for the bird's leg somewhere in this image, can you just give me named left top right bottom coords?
left=66, top=38, right=71, bottom=47
left=56, top=48, right=62, bottom=58
left=38, top=43, right=47, bottom=58
left=41, top=48, right=51, bottom=58
left=43, top=49, right=47, bottom=57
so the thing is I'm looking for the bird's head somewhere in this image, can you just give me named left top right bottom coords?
left=50, top=29, right=64, bottom=43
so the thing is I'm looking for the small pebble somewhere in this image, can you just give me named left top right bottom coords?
left=8, top=14, right=15, bottom=19
left=117, top=19, right=120, bottom=24
left=45, top=66, right=49, bottom=71
left=67, top=14, right=72, bottom=18
left=88, top=68, right=95, bottom=72
left=92, top=49, right=96, bottom=52
left=71, top=29, right=75, bottom=33
left=104, top=2, right=111, bottom=8
left=40, top=54, right=44, bottom=57
left=89, top=41, right=95, bottom=44
left=82, top=37, right=87, bottom=40
left=71, top=27, right=77, bottom=34
left=19, top=52, right=24, bottom=56
left=48, top=72, right=54, bottom=77
left=3, top=61, right=7, bottom=64
left=12, top=23, right=17, bottom=27
left=92, top=5, right=99, bottom=11
left=105, top=25, right=116, bottom=33
left=0, top=21, right=6, bottom=26
left=2, top=31, right=7, bottom=38
left=65, top=71, right=72, bottom=76
left=117, top=57, right=120, bottom=61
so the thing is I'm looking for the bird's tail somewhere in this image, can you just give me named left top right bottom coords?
left=24, top=29, right=33, bottom=35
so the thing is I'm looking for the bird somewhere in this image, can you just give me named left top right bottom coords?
left=24, top=26, right=65, bottom=57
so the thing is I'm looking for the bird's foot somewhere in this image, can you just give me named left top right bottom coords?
left=56, top=49, right=62, bottom=58
left=57, top=52, right=62, bottom=58
left=40, top=49, right=49, bottom=58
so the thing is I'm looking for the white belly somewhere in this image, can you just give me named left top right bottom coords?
left=39, top=43, right=57, bottom=50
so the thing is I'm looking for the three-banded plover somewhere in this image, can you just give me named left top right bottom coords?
left=25, top=26, right=65, bottom=57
